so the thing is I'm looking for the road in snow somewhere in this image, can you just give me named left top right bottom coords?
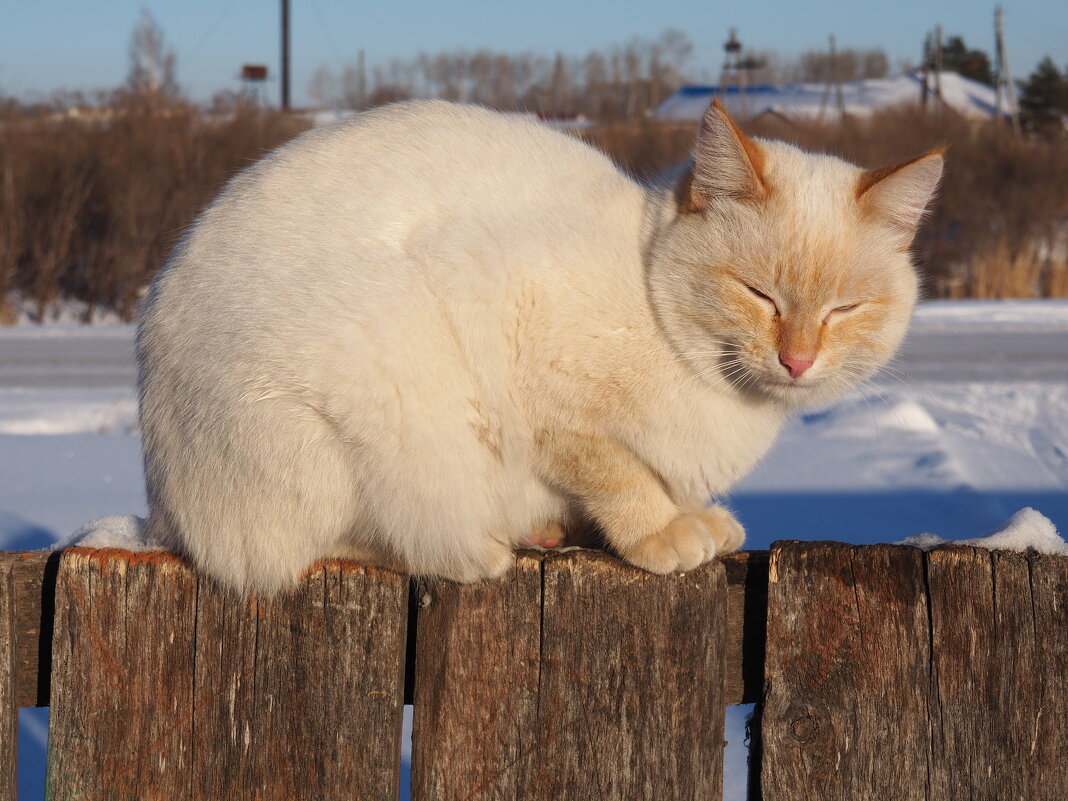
left=1, top=299, right=1067, bottom=800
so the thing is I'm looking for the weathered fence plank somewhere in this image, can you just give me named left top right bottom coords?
left=411, top=551, right=544, bottom=800
left=1029, top=553, right=1068, bottom=790
left=413, top=548, right=727, bottom=801
left=11, top=551, right=57, bottom=709
left=925, top=547, right=1068, bottom=800
left=193, top=561, right=409, bottom=800
left=46, top=549, right=409, bottom=801
left=47, top=549, right=198, bottom=800
left=761, top=541, right=1068, bottom=801
left=760, top=542, right=932, bottom=801
left=0, top=555, right=17, bottom=801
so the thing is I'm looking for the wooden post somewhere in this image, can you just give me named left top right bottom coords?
left=11, top=552, right=58, bottom=709
left=192, top=561, right=409, bottom=799
left=412, top=549, right=728, bottom=800
left=760, top=542, right=931, bottom=800
left=411, top=552, right=544, bottom=799
left=46, top=548, right=409, bottom=800
left=47, top=549, right=198, bottom=799
left=760, top=541, right=1068, bottom=800
left=925, top=547, right=1068, bottom=799
left=0, top=555, right=16, bottom=801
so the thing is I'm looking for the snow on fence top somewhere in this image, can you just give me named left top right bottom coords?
left=654, top=71, right=1011, bottom=123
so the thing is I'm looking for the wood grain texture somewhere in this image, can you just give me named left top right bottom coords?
left=721, top=550, right=768, bottom=705
left=11, top=551, right=58, bottom=708
left=761, top=541, right=1068, bottom=801
left=413, top=548, right=727, bottom=801
left=411, top=551, right=544, bottom=800
left=46, top=549, right=408, bottom=801
left=926, top=547, right=1068, bottom=800
left=1028, top=552, right=1068, bottom=796
left=0, top=555, right=17, bottom=801
left=0, top=549, right=772, bottom=710
left=193, top=561, right=409, bottom=800
left=47, top=549, right=198, bottom=801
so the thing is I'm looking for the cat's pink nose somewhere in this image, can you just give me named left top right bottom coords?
left=779, top=354, right=815, bottom=379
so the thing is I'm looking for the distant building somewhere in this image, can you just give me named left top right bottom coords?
left=654, top=71, right=1013, bottom=123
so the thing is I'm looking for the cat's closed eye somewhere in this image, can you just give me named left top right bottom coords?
left=826, top=303, right=862, bottom=318
left=743, top=283, right=779, bottom=312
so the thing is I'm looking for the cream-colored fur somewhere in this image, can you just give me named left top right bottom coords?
left=137, top=100, right=942, bottom=593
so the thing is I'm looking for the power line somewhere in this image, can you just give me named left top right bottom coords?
left=309, top=0, right=344, bottom=66
left=186, top=0, right=239, bottom=63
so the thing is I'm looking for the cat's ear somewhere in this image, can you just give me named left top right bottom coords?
left=682, top=99, right=769, bottom=213
left=856, top=151, right=944, bottom=236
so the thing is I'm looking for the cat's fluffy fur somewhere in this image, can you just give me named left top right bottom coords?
left=137, top=100, right=942, bottom=593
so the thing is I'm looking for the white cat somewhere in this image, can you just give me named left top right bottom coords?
left=137, top=100, right=942, bottom=593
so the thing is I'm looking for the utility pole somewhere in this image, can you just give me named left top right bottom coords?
left=994, top=5, right=1020, bottom=133
left=281, top=0, right=291, bottom=110
left=933, top=24, right=943, bottom=103
left=819, top=34, right=845, bottom=122
left=921, top=32, right=931, bottom=109
left=357, top=49, right=366, bottom=109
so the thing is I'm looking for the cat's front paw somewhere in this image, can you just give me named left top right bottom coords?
left=703, top=506, right=745, bottom=552
left=620, top=507, right=744, bottom=573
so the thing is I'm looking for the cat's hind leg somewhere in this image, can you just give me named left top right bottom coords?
left=143, top=397, right=369, bottom=595
left=525, top=521, right=565, bottom=549
left=339, top=419, right=519, bottom=584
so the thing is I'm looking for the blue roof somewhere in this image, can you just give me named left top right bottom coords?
left=674, top=85, right=783, bottom=97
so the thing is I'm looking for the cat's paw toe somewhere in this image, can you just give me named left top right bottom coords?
left=621, top=508, right=745, bottom=573
left=699, top=506, right=745, bottom=553
left=525, top=522, right=565, bottom=549
left=621, top=514, right=718, bottom=573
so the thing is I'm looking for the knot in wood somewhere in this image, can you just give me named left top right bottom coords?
left=790, top=714, right=819, bottom=743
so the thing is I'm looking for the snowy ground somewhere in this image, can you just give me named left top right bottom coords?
left=2, top=300, right=1067, bottom=799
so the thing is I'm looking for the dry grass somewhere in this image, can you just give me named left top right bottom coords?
left=587, top=107, right=1068, bottom=300
left=579, top=121, right=699, bottom=182
left=1, top=100, right=1066, bottom=322
left=0, top=100, right=307, bottom=321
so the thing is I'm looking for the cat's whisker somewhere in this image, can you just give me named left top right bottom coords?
left=690, top=357, right=746, bottom=378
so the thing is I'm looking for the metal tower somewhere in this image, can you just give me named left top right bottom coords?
left=994, top=5, right=1020, bottom=132
left=718, top=28, right=748, bottom=118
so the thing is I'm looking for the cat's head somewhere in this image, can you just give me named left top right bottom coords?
left=648, top=100, right=942, bottom=409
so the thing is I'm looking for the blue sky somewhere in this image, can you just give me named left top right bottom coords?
left=2, top=1, right=1066, bottom=106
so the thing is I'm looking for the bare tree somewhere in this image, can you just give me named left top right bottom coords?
left=338, top=28, right=695, bottom=119
left=654, top=28, right=693, bottom=88
left=798, top=47, right=889, bottom=83
left=308, top=65, right=338, bottom=108
left=546, top=54, right=575, bottom=114
left=127, top=9, right=179, bottom=102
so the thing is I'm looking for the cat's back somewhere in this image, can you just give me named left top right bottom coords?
left=147, top=100, right=641, bottom=332
left=198, top=100, right=629, bottom=252
left=140, top=100, right=650, bottom=423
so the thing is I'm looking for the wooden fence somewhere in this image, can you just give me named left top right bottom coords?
left=0, top=541, right=1065, bottom=800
